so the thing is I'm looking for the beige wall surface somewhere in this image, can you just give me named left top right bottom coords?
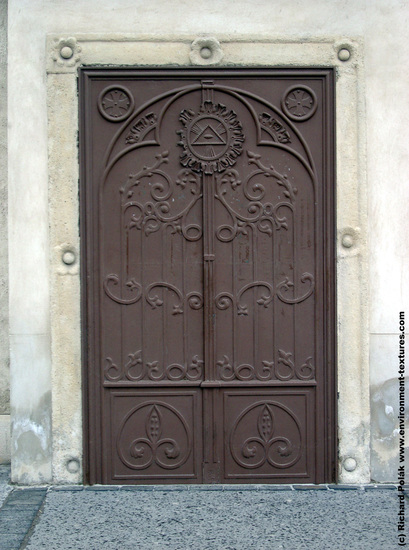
left=7, top=0, right=409, bottom=483
left=0, top=0, right=9, bottom=465
left=0, top=0, right=8, bottom=417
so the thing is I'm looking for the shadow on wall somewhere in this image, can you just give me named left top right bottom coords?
left=370, top=377, right=408, bottom=482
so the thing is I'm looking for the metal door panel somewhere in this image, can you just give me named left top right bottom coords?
left=80, top=69, right=336, bottom=484
left=110, top=390, right=202, bottom=482
left=221, top=389, right=314, bottom=482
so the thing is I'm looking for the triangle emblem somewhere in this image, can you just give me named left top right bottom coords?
left=191, top=124, right=227, bottom=146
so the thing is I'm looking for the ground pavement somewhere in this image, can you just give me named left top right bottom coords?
left=0, top=465, right=403, bottom=549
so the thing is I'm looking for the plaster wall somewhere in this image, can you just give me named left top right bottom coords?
left=365, top=4, right=409, bottom=481
left=7, top=0, right=409, bottom=483
left=0, top=0, right=10, bottom=464
left=0, top=1, right=9, bottom=415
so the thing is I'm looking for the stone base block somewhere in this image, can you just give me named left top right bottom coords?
left=0, top=415, right=11, bottom=464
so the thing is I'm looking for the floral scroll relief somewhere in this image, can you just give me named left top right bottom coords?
left=214, top=152, right=295, bottom=243
left=276, top=273, right=315, bottom=305
left=103, top=274, right=203, bottom=310
left=118, top=403, right=191, bottom=470
left=121, top=152, right=203, bottom=241
left=215, top=280, right=275, bottom=381
left=217, top=355, right=274, bottom=382
left=216, top=350, right=314, bottom=383
left=230, top=403, right=302, bottom=470
left=214, top=279, right=315, bottom=381
left=275, top=349, right=315, bottom=381
left=105, top=351, right=203, bottom=383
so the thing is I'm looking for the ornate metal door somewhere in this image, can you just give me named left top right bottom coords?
left=80, top=69, right=336, bottom=484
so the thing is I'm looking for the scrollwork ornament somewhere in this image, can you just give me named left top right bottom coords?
left=125, top=351, right=145, bottom=381
left=276, top=349, right=315, bottom=381
left=121, top=155, right=202, bottom=241
left=103, top=274, right=142, bottom=305
left=247, top=151, right=297, bottom=203
left=217, top=354, right=273, bottom=382
left=277, top=273, right=315, bottom=304
left=104, top=349, right=204, bottom=382
left=213, top=153, right=293, bottom=242
left=118, top=403, right=191, bottom=470
left=104, top=357, right=124, bottom=382
left=230, top=403, right=302, bottom=470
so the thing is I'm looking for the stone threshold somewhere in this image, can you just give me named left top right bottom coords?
left=49, top=483, right=400, bottom=492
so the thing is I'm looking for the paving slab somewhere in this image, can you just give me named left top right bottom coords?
left=0, top=488, right=46, bottom=550
left=0, top=465, right=11, bottom=507
left=23, top=487, right=401, bottom=550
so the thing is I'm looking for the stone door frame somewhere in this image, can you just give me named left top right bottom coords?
left=46, top=35, right=368, bottom=484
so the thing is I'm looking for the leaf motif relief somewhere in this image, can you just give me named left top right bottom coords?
left=147, top=361, right=162, bottom=381
left=126, top=278, right=141, bottom=291
left=120, top=402, right=191, bottom=471
left=256, top=294, right=270, bottom=308
left=121, top=151, right=169, bottom=198
left=219, top=169, right=241, bottom=191
left=125, top=350, right=145, bottom=381
left=217, top=355, right=235, bottom=381
left=186, top=355, right=203, bottom=381
left=130, top=445, right=145, bottom=459
left=170, top=223, right=182, bottom=235
left=246, top=150, right=297, bottom=204
left=237, top=282, right=274, bottom=312
left=175, top=169, right=200, bottom=194
left=258, top=405, right=274, bottom=442
left=276, top=349, right=296, bottom=381
left=164, top=444, right=180, bottom=459
left=149, top=295, right=163, bottom=308
left=237, top=305, right=248, bottom=316
left=146, top=283, right=183, bottom=312
left=146, top=406, right=162, bottom=444
left=276, top=350, right=315, bottom=381
left=278, top=277, right=294, bottom=293
left=242, top=444, right=257, bottom=458
left=277, top=441, right=294, bottom=458
left=237, top=221, right=248, bottom=235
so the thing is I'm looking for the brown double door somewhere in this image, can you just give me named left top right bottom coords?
left=80, top=69, right=336, bottom=484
